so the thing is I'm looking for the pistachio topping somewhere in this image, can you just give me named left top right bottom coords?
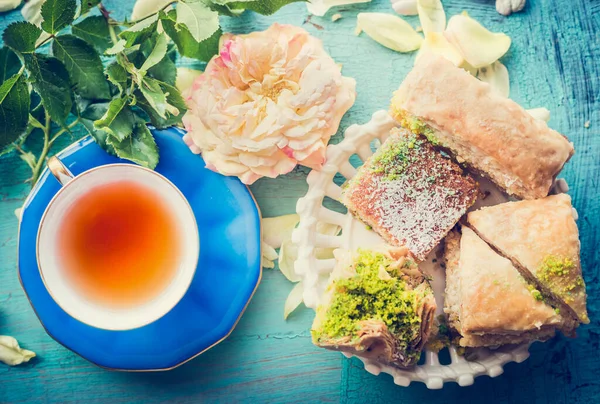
left=370, top=131, right=423, bottom=180
left=537, top=256, right=585, bottom=305
left=312, top=249, right=427, bottom=357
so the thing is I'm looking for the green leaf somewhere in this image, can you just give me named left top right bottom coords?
left=0, top=47, right=21, bottom=82
left=2, top=22, right=42, bottom=54
left=210, top=0, right=303, bottom=15
left=147, top=51, right=177, bottom=85
left=106, top=62, right=128, bottom=94
left=93, top=97, right=135, bottom=141
left=72, top=16, right=112, bottom=53
left=107, top=123, right=159, bottom=169
left=81, top=105, right=116, bottom=155
left=140, top=33, right=169, bottom=72
left=52, top=35, right=111, bottom=100
left=24, top=53, right=72, bottom=125
left=41, top=0, right=77, bottom=34
left=80, top=0, right=101, bottom=15
left=135, top=81, right=186, bottom=128
left=119, top=14, right=159, bottom=47
left=176, top=0, right=220, bottom=43
left=161, top=10, right=221, bottom=62
left=0, top=74, right=30, bottom=151
left=138, top=76, right=181, bottom=119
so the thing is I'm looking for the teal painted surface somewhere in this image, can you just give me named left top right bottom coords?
left=0, top=0, right=599, bottom=402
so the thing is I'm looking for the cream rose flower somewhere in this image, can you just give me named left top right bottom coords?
left=182, top=24, right=356, bottom=185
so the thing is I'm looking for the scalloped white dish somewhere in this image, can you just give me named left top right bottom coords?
left=292, top=110, right=571, bottom=389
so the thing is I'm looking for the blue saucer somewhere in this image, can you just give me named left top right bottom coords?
left=17, top=127, right=262, bottom=371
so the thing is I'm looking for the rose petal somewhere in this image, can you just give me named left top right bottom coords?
left=444, top=14, right=511, bottom=68
left=356, top=13, right=423, bottom=53
left=176, top=67, right=203, bottom=97
left=307, top=0, right=372, bottom=17
left=278, top=240, right=302, bottom=282
left=263, top=214, right=300, bottom=249
left=284, top=282, right=304, bottom=320
left=477, top=61, right=510, bottom=97
left=416, top=33, right=463, bottom=66
left=526, top=107, right=551, bottom=122
left=391, top=0, right=418, bottom=16
left=417, top=0, right=446, bottom=34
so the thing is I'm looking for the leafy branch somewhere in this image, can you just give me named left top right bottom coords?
left=0, top=0, right=303, bottom=185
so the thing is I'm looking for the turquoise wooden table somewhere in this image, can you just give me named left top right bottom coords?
left=1, top=0, right=599, bottom=402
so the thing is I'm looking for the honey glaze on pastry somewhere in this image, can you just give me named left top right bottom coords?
left=390, top=52, right=574, bottom=200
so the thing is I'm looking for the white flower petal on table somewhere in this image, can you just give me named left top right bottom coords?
left=526, top=107, right=551, bottom=122
left=262, top=242, right=278, bottom=269
left=284, top=282, right=305, bottom=320
left=444, top=14, right=511, bottom=68
left=356, top=13, right=423, bottom=53
left=21, top=0, right=43, bottom=26
left=496, top=0, right=526, bottom=16
left=416, top=33, right=463, bottom=66
left=417, top=0, right=446, bottom=35
left=279, top=240, right=301, bottom=282
left=477, top=61, right=510, bottom=97
left=263, top=214, right=300, bottom=250
left=307, top=0, right=371, bottom=17
left=131, top=0, right=173, bottom=21
left=0, top=0, right=21, bottom=12
left=0, top=336, right=35, bottom=366
left=391, top=0, right=417, bottom=16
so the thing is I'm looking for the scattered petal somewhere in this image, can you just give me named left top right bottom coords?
left=0, top=0, right=22, bottom=13
left=21, top=0, right=43, bottom=26
left=417, top=0, right=446, bottom=34
left=131, top=0, right=173, bottom=21
left=317, top=222, right=341, bottom=236
left=14, top=207, right=22, bottom=222
left=262, top=242, right=278, bottom=269
left=263, top=242, right=278, bottom=261
left=331, top=13, right=342, bottom=22
left=176, top=67, right=202, bottom=97
left=284, top=282, right=304, bottom=320
left=496, top=0, right=526, bottom=16
left=0, top=336, right=35, bottom=366
left=356, top=13, right=423, bottom=53
left=263, top=214, right=300, bottom=249
left=278, top=240, right=301, bottom=282
left=584, top=120, right=590, bottom=128
left=416, top=33, right=463, bottom=66
left=307, top=0, right=371, bottom=17
left=460, top=60, right=478, bottom=76
left=526, top=108, right=550, bottom=122
left=444, top=14, right=511, bottom=68
left=477, top=61, right=509, bottom=97
left=391, top=0, right=417, bottom=16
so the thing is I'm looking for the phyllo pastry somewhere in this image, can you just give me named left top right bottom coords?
left=390, top=53, right=574, bottom=200
left=341, top=127, right=478, bottom=261
left=466, top=194, right=589, bottom=326
left=444, top=227, right=567, bottom=348
left=311, top=246, right=436, bottom=368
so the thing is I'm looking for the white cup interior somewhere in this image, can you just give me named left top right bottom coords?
left=37, top=164, right=199, bottom=331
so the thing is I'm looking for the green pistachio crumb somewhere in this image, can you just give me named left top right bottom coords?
left=537, top=256, right=585, bottom=305
left=312, top=250, right=428, bottom=360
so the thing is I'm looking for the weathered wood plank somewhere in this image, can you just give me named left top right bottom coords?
left=1, top=0, right=599, bottom=403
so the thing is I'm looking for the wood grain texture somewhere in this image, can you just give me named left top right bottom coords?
left=1, top=0, right=599, bottom=403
